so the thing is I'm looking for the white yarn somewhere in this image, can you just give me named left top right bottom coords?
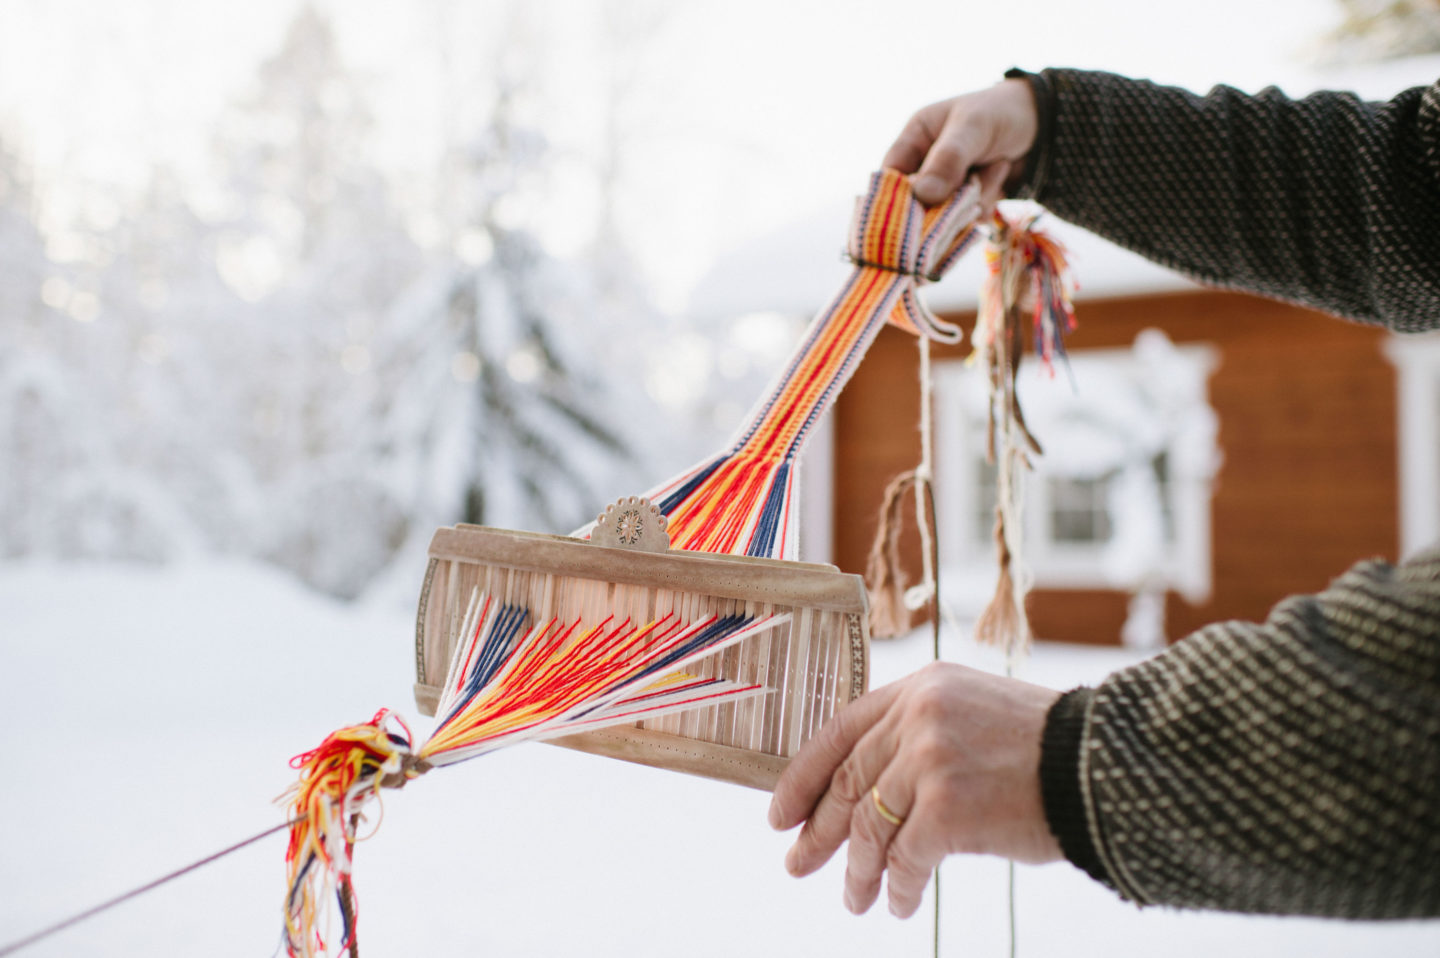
left=909, top=336, right=938, bottom=611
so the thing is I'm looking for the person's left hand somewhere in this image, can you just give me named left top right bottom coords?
left=767, top=662, right=1063, bottom=917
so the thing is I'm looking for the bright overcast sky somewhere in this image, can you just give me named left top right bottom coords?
left=0, top=0, right=1358, bottom=308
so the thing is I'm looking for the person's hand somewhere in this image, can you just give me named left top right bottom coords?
left=767, top=662, right=1063, bottom=917
left=884, top=78, right=1039, bottom=208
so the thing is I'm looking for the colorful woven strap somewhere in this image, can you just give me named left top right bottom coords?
left=636, top=169, right=982, bottom=560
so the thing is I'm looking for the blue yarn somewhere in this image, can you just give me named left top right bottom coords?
left=655, top=455, right=726, bottom=519
left=746, top=461, right=792, bottom=558
left=439, top=603, right=530, bottom=728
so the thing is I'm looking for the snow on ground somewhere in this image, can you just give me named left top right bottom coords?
left=2, top=560, right=1437, bottom=957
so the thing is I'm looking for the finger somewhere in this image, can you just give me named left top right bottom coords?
left=784, top=718, right=898, bottom=878
left=882, top=101, right=950, bottom=174
left=884, top=789, right=949, bottom=918
left=912, top=109, right=989, bottom=206
left=842, top=769, right=912, bottom=914
left=974, top=159, right=1012, bottom=221
left=769, top=679, right=904, bottom=831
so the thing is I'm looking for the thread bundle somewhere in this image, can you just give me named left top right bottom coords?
left=971, top=210, right=1077, bottom=654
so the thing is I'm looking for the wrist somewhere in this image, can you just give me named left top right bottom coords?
left=1014, top=682, right=1065, bottom=862
left=1039, top=687, right=1111, bottom=883
left=1002, top=68, right=1053, bottom=198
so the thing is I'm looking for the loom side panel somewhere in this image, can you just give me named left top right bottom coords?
left=414, top=682, right=440, bottom=717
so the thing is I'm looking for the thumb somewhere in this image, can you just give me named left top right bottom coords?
left=974, top=160, right=1012, bottom=220
left=911, top=109, right=988, bottom=206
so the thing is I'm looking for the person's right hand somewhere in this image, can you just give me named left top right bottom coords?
left=768, top=662, right=1062, bottom=918
left=884, top=78, right=1039, bottom=207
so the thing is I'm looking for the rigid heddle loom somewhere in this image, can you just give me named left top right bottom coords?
left=280, top=169, right=1075, bottom=958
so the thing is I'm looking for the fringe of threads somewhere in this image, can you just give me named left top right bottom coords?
left=279, top=709, right=428, bottom=958
left=971, top=210, right=1076, bottom=656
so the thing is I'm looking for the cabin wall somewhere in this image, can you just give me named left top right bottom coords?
left=831, top=290, right=1399, bottom=645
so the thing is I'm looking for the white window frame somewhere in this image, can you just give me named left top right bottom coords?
left=1383, top=332, right=1440, bottom=559
left=932, top=337, right=1220, bottom=611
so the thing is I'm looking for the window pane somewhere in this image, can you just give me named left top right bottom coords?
left=1049, top=476, right=1112, bottom=544
left=974, top=455, right=998, bottom=547
left=1152, top=450, right=1175, bottom=543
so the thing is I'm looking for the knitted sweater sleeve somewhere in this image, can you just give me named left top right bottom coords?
left=1012, top=69, right=1440, bottom=916
left=1009, top=68, right=1440, bottom=332
left=1040, top=548, right=1440, bottom=918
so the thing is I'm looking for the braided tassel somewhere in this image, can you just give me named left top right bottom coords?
left=865, top=470, right=921, bottom=638
left=970, top=210, right=1077, bottom=655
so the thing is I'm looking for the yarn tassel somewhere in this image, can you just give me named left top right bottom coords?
left=279, top=710, right=427, bottom=958
left=865, top=470, right=920, bottom=638
left=973, top=511, right=1026, bottom=646
left=970, top=209, right=1076, bottom=655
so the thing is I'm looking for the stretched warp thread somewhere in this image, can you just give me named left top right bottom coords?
left=970, top=209, right=1076, bottom=655
left=280, top=170, right=991, bottom=957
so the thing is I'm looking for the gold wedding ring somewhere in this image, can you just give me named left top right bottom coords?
left=871, top=786, right=905, bottom=827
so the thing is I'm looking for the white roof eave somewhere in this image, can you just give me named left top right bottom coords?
left=686, top=205, right=1198, bottom=323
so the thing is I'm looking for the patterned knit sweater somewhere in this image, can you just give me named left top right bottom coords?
left=1011, top=68, right=1440, bottom=918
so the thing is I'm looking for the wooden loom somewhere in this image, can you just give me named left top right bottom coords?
left=412, top=504, right=869, bottom=790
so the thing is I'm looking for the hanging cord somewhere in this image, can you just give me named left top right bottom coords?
left=337, top=813, right=362, bottom=958
left=863, top=335, right=965, bottom=957
left=1008, top=858, right=1018, bottom=958
left=864, top=339, right=944, bottom=640
left=909, top=306, right=1022, bottom=958
left=975, top=208, right=1076, bottom=958
left=914, top=337, right=944, bottom=958
left=0, top=817, right=301, bottom=957
left=914, top=337, right=939, bottom=631
left=338, top=878, right=359, bottom=958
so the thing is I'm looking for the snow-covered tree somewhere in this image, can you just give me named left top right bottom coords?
left=1325, top=0, right=1440, bottom=61
left=2, top=2, right=667, bottom=600
left=382, top=3, right=657, bottom=540
left=403, top=85, right=633, bottom=536
left=0, top=134, right=69, bottom=558
left=207, top=6, right=431, bottom=596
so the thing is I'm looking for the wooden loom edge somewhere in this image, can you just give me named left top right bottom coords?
left=426, top=524, right=869, bottom=611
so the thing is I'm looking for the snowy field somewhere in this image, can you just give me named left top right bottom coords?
left=2, top=560, right=1437, bottom=957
